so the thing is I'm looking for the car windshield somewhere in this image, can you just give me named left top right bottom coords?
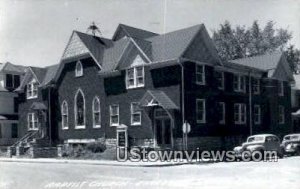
left=284, top=135, right=299, bottom=141
left=247, top=136, right=264, bottom=142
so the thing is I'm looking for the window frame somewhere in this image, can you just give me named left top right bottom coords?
left=61, top=101, right=69, bottom=130
left=254, top=105, right=261, bottom=125
left=131, top=102, right=142, bottom=126
left=233, top=74, right=246, bottom=93
left=27, top=113, right=38, bottom=131
left=218, top=102, right=225, bottom=124
left=75, top=61, right=83, bottom=77
left=234, top=103, right=247, bottom=124
left=196, top=64, right=206, bottom=85
left=92, top=96, right=101, bottom=128
left=126, top=66, right=145, bottom=89
left=74, top=89, right=86, bottom=129
left=110, top=104, right=119, bottom=126
left=279, top=105, right=285, bottom=124
left=216, top=71, right=224, bottom=90
left=279, top=81, right=284, bottom=96
left=196, top=99, right=206, bottom=124
left=26, top=79, right=38, bottom=99
left=253, top=78, right=260, bottom=94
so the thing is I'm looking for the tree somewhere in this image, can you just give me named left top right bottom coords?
left=286, top=45, right=300, bottom=74
left=212, top=20, right=299, bottom=72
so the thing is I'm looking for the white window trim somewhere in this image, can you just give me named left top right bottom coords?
left=196, top=99, right=206, bottom=124
left=234, top=103, right=247, bottom=124
left=61, top=101, right=69, bottom=130
left=196, top=64, right=206, bottom=85
left=74, top=89, right=86, bottom=129
left=27, top=113, right=38, bottom=131
left=253, top=78, right=260, bottom=94
left=254, top=105, right=261, bottom=125
left=26, top=79, right=38, bottom=99
left=279, top=81, right=284, bottom=96
left=126, top=66, right=145, bottom=89
left=279, top=105, right=285, bottom=124
left=233, top=74, right=246, bottom=93
left=219, top=102, right=225, bottom=124
left=92, top=96, right=101, bottom=128
left=110, top=104, right=119, bottom=126
left=131, top=102, right=142, bottom=126
left=75, top=61, right=83, bottom=77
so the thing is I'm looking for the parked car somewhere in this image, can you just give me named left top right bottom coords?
left=233, top=134, right=283, bottom=160
left=281, top=134, right=300, bottom=156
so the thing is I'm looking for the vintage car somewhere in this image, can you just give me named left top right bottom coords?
left=281, top=134, right=300, bottom=156
left=233, top=134, right=283, bottom=160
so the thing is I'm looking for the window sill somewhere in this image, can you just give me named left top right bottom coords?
left=28, top=128, right=38, bottom=131
left=93, top=125, right=101, bottom=128
left=131, top=123, right=141, bottom=126
left=110, top=124, right=119, bottom=127
left=62, top=127, right=69, bottom=130
left=75, top=75, right=83, bottom=78
left=75, top=125, right=86, bottom=129
left=127, top=85, right=145, bottom=90
left=27, top=96, right=38, bottom=100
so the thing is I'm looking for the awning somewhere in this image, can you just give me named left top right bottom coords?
left=30, top=102, right=48, bottom=110
left=139, top=90, right=179, bottom=110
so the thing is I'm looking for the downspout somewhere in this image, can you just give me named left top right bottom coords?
left=248, top=71, right=253, bottom=136
left=48, top=85, right=52, bottom=146
left=177, top=59, right=185, bottom=150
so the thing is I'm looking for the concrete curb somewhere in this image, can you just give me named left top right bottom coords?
left=0, top=157, right=213, bottom=167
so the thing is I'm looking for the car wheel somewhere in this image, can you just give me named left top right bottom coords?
left=252, top=150, right=264, bottom=161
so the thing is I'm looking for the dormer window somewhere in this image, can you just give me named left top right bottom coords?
left=75, top=61, right=83, bottom=77
left=27, top=78, right=38, bottom=99
left=126, top=66, right=144, bottom=89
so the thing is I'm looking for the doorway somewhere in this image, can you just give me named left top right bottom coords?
left=154, top=108, right=171, bottom=148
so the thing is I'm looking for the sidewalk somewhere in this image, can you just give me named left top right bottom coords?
left=0, top=157, right=213, bottom=167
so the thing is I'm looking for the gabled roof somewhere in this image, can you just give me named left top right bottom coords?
left=229, top=51, right=283, bottom=71
left=40, top=64, right=60, bottom=86
left=30, top=67, right=48, bottom=83
left=228, top=51, right=294, bottom=81
left=140, top=90, right=179, bottom=110
left=146, top=24, right=203, bottom=62
left=0, top=62, right=27, bottom=73
left=112, top=24, right=158, bottom=41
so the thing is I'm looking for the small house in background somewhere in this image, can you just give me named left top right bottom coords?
left=0, top=62, right=27, bottom=146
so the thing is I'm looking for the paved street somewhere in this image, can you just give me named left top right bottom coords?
left=0, top=157, right=300, bottom=189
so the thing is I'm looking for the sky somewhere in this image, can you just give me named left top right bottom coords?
left=0, top=0, right=299, bottom=67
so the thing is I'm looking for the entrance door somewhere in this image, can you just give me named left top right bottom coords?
left=155, top=119, right=171, bottom=147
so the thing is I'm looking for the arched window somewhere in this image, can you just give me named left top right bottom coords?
left=61, top=101, right=68, bottom=129
left=93, top=96, right=101, bottom=128
left=75, top=61, right=83, bottom=77
left=75, top=89, right=85, bottom=129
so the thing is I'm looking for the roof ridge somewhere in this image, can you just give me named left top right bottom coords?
left=119, top=24, right=158, bottom=35
left=230, top=50, right=283, bottom=61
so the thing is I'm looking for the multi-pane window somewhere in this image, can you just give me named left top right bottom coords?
left=75, top=61, right=83, bottom=77
left=126, top=66, right=144, bottom=89
left=254, top=105, right=261, bottom=124
left=5, top=74, right=20, bottom=89
left=11, top=123, right=18, bottom=138
left=253, top=78, right=260, bottom=94
left=61, top=101, right=68, bottom=129
left=234, top=103, right=247, bottom=124
left=218, top=102, right=225, bottom=124
left=233, top=75, right=246, bottom=92
left=215, top=71, right=224, bottom=89
left=75, top=89, right=85, bottom=129
left=279, top=81, right=284, bottom=96
left=28, top=113, right=38, bottom=130
left=196, top=65, right=205, bottom=85
left=131, top=102, right=142, bottom=125
left=27, top=79, right=38, bottom=99
left=279, top=105, right=285, bottom=124
left=196, top=99, right=206, bottom=123
left=110, top=104, right=119, bottom=126
left=6, top=74, right=13, bottom=88
left=93, top=97, right=101, bottom=128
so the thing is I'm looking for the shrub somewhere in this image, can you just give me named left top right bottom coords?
left=86, top=142, right=106, bottom=153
